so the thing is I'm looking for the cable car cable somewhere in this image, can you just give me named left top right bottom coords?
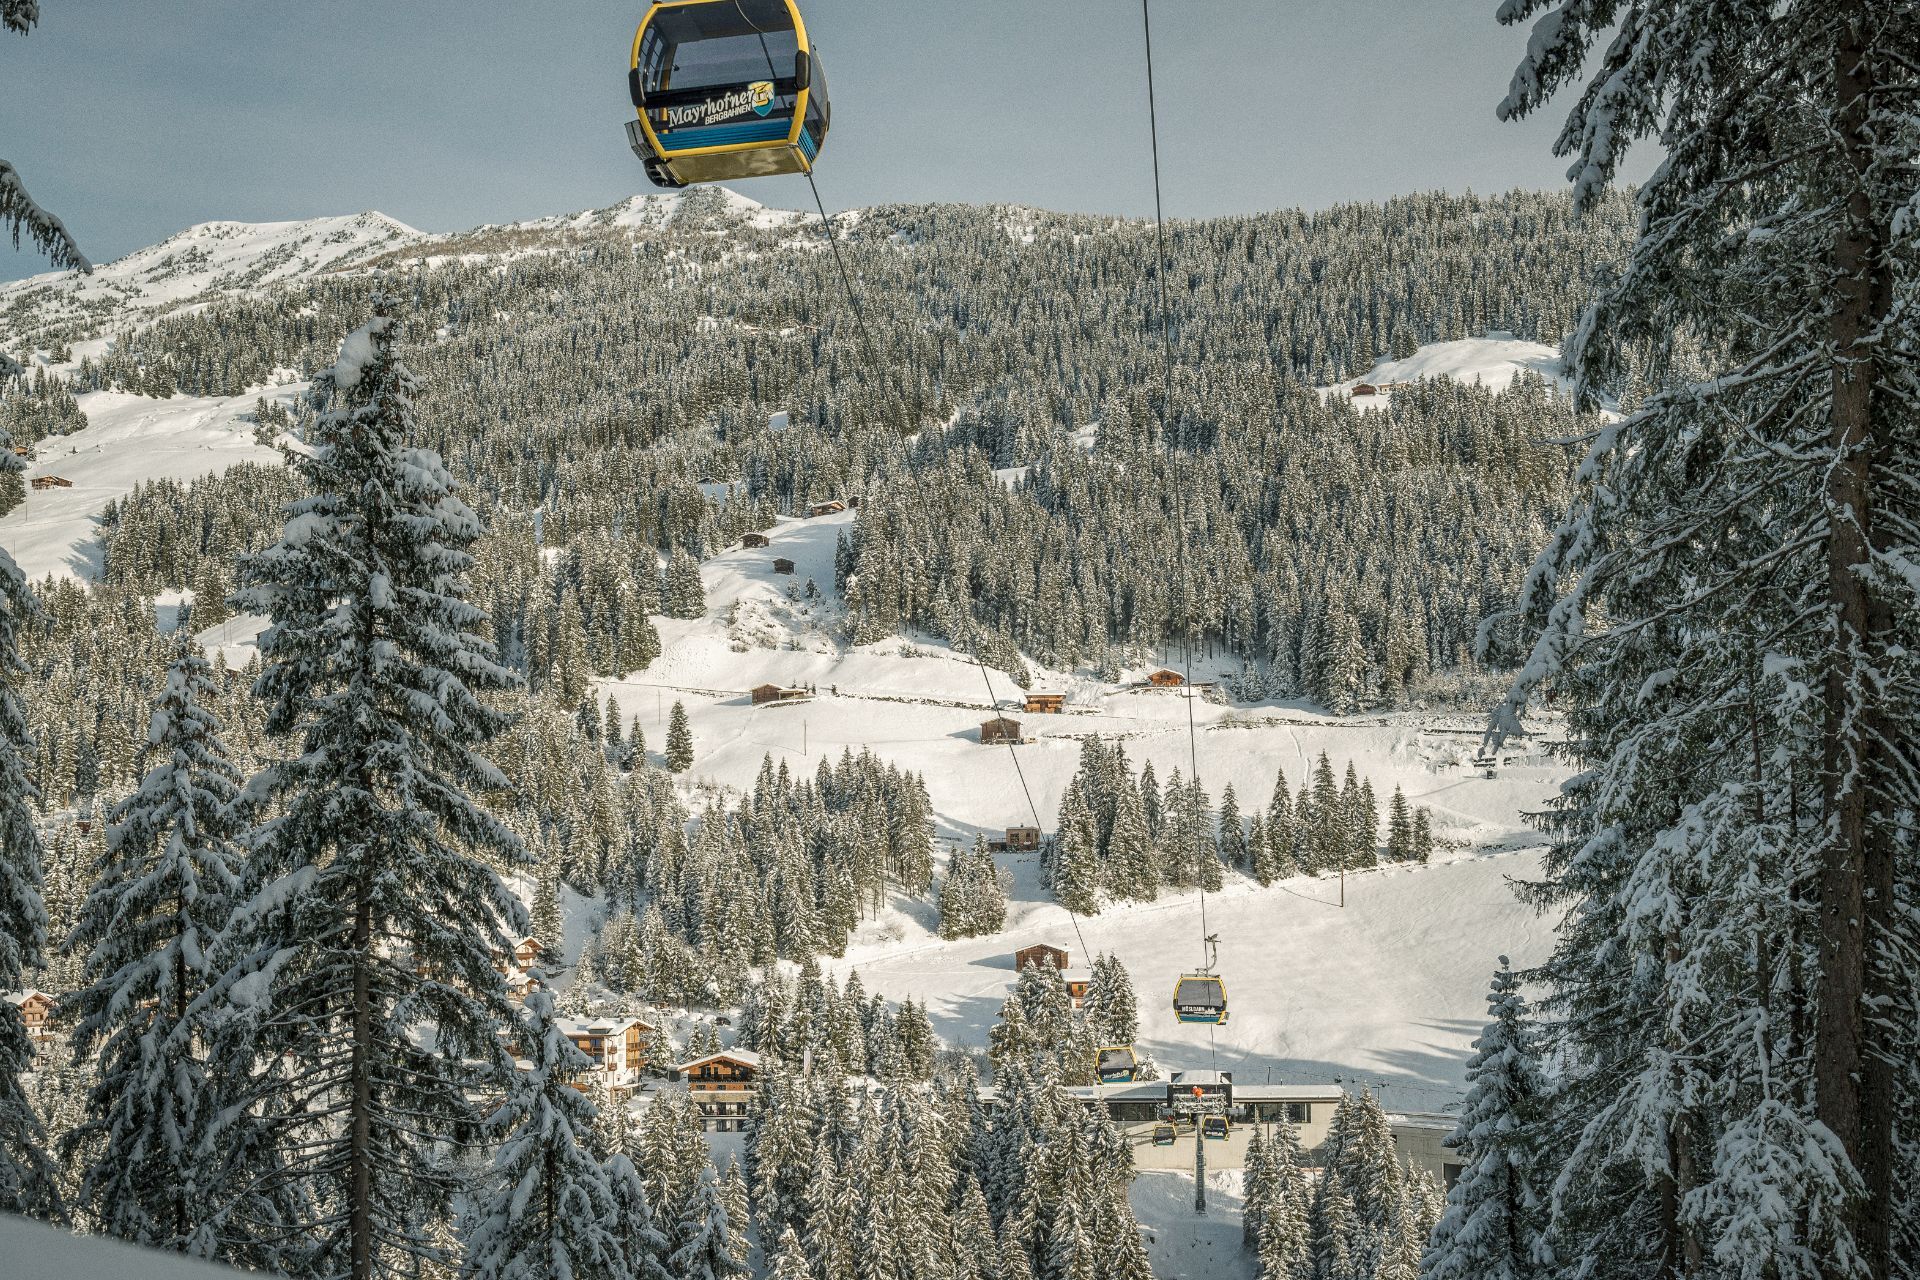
left=733, top=9, right=874, bottom=356
left=1137, top=0, right=1222, bottom=1079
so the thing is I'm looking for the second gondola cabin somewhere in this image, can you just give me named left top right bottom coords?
left=626, top=0, right=831, bottom=189
left=1172, top=973, right=1228, bottom=1024
left=1095, top=1045, right=1138, bottom=1084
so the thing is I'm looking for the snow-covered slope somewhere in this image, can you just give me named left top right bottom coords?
left=0, top=386, right=292, bottom=582
left=1, top=213, right=422, bottom=348
left=575, top=509, right=1563, bottom=1113
left=1322, top=332, right=1576, bottom=411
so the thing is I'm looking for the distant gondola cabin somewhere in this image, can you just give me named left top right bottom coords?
left=742, top=532, right=771, bottom=548
left=1146, top=669, right=1185, bottom=687
left=979, top=716, right=1022, bottom=745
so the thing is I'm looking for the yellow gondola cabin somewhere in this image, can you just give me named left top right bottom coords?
left=625, top=0, right=832, bottom=189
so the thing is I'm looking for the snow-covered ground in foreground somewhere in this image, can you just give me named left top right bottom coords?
left=0, top=387, right=293, bottom=581
left=590, top=507, right=1563, bottom=1113
left=0, top=1211, right=235, bottom=1279
left=1133, top=1171, right=1256, bottom=1280
left=1321, top=332, right=1575, bottom=411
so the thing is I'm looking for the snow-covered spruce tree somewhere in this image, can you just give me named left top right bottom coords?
left=605, top=1149, right=673, bottom=1280
left=1489, top=2, right=1919, bottom=1278
left=209, top=299, right=531, bottom=1280
left=1420, top=958, right=1547, bottom=1280
left=59, top=644, right=249, bottom=1251
left=670, top=1163, right=748, bottom=1280
left=461, top=990, right=622, bottom=1280
left=665, top=700, right=694, bottom=773
left=0, top=410, right=57, bottom=1220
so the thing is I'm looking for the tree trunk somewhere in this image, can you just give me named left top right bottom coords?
left=1816, top=6, right=1889, bottom=1280
left=350, top=880, right=374, bottom=1280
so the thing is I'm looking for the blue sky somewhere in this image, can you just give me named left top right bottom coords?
left=1, top=0, right=1631, bottom=280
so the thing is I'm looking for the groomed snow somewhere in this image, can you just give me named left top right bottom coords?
left=1322, top=332, right=1575, bottom=411
left=0, top=387, right=292, bottom=582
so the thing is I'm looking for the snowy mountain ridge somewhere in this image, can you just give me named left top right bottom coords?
left=0, top=211, right=424, bottom=345
left=0, top=189, right=820, bottom=356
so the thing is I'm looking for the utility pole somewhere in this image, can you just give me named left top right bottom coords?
left=1339, top=839, right=1347, bottom=909
left=803, top=718, right=808, bottom=757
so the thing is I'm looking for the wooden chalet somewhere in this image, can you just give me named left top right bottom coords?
left=750, top=683, right=810, bottom=706
left=979, top=716, right=1022, bottom=745
left=807, top=500, right=847, bottom=517
left=1023, top=691, right=1066, bottom=714
left=1062, top=969, right=1092, bottom=1007
left=5, top=991, right=55, bottom=1047
left=29, top=475, right=71, bottom=491
left=1004, top=825, right=1041, bottom=852
left=1146, top=669, right=1186, bottom=688
left=772, top=557, right=796, bottom=575
left=741, top=532, right=771, bottom=548
left=1351, top=382, right=1379, bottom=397
left=1014, top=943, right=1069, bottom=973
left=554, top=1016, right=652, bottom=1087
left=672, top=1049, right=761, bottom=1132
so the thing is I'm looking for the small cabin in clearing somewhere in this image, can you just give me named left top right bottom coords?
left=741, top=532, right=771, bottom=548
left=807, top=500, right=847, bottom=518
left=1023, top=692, right=1066, bottom=714
left=1062, top=969, right=1092, bottom=1007
left=29, top=475, right=71, bottom=491
left=751, top=684, right=810, bottom=706
left=1014, top=943, right=1069, bottom=973
left=772, top=558, right=796, bottom=575
left=979, top=716, right=1022, bottom=745
left=1147, top=669, right=1185, bottom=688
left=1351, top=382, right=1379, bottom=397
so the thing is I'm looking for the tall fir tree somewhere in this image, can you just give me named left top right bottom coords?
left=60, top=646, right=253, bottom=1254
left=1490, top=3, right=1919, bottom=1278
left=1421, top=959, right=1548, bottom=1280
left=209, top=300, right=531, bottom=1280
left=0, top=397, right=57, bottom=1221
